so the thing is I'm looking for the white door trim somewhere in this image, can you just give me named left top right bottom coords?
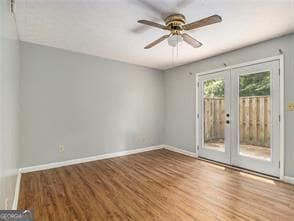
left=195, top=55, right=284, bottom=179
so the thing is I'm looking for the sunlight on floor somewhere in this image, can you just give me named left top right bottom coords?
left=239, top=172, right=276, bottom=184
left=200, top=161, right=226, bottom=170
left=199, top=161, right=276, bottom=184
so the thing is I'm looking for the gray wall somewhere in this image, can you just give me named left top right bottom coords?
left=164, top=34, right=294, bottom=177
left=0, top=1, right=20, bottom=209
left=20, top=42, right=164, bottom=167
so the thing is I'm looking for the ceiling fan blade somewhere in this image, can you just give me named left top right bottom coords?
left=138, top=20, right=169, bottom=30
left=144, top=34, right=170, bottom=49
left=183, top=15, right=222, bottom=31
left=132, top=17, right=162, bottom=33
left=182, top=33, right=202, bottom=48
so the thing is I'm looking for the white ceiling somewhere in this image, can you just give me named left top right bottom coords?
left=15, top=0, right=294, bottom=70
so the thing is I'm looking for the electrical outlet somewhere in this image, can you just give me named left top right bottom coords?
left=287, top=102, right=294, bottom=111
left=58, top=144, right=65, bottom=153
left=4, top=198, right=9, bottom=210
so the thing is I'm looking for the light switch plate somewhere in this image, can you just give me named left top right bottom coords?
left=58, top=144, right=65, bottom=152
left=287, top=102, right=294, bottom=111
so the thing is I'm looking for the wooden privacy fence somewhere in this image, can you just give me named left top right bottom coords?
left=204, top=96, right=270, bottom=147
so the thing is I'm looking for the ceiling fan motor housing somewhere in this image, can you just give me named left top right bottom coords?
left=165, top=14, right=186, bottom=35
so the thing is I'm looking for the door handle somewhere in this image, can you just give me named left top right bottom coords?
left=226, top=120, right=230, bottom=124
left=226, top=113, right=230, bottom=117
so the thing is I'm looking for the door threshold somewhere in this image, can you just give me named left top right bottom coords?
left=198, top=157, right=280, bottom=181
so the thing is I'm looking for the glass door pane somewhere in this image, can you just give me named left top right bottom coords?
left=203, top=79, right=225, bottom=152
left=238, top=72, right=271, bottom=161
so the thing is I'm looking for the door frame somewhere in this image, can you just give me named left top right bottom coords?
left=195, top=55, right=284, bottom=179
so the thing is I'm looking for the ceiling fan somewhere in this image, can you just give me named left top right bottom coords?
left=138, top=14, right=222, bottom=49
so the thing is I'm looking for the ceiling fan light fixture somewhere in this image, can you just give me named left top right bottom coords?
left=168, top=34, right=183, bottom=47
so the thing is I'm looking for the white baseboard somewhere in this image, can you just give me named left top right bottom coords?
left=19, top=144, right=198, bottom=174
left=12, top=170, right=21, bottom=210
left=164, top=145, right=197, bottom=158
left=20, top=145, right=164, bottom=173
left=283, top=176, right=294, bottom=184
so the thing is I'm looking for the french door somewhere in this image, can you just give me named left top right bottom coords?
left=197, top=60, right=280, bottom=177
left=198, top=70, right=231, bottom=164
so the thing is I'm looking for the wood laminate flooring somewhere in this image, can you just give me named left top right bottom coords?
left=18, top=149, right=294, bottom=221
